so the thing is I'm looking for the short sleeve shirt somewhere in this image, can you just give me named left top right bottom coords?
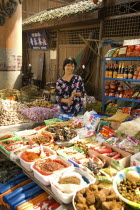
left=56, top=75, right=85, bottom=116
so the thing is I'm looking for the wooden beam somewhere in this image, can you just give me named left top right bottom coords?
left=22, top=11, right=36, bottom=15
left=48, top=0, right=70, bottom=4
left=25, top=0, right=27, bottom=13
left=47, top=0, right=49, bottom=8
left=38, top=0, right=40, bottom=12
left=78, top=34, right=102, bottom=59
left=59, top=22, right=100, bottom=31
left=56, top=30, right=60, bottom=79
left=95, top=0, right=107, bottom=101
left=105, top=11, right=140, bottom=20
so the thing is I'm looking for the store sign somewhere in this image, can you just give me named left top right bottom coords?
left=28, top=31, right=48, bottom=50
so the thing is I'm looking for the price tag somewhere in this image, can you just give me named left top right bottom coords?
left=106, top=58, right=111, bottom=61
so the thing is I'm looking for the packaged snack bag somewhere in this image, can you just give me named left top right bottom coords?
left=96, top=125, right=115, bottom=142
left=126, top=45, right=135, bottom=56
left=105, top=48, right=118, bottom=57
left=131, top=44, right=140, bottom=56
left=112, top=49, right=119, bottom=57
left=131, top=109, right=140, bottom=118
left=118, top=46, right=128, bottom=57
left=122, top=107, right=131, bottom=114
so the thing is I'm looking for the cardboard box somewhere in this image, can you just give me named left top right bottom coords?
left=88, top=142, right=131, bottom=168
left=130, top=152, right=140, bottom=166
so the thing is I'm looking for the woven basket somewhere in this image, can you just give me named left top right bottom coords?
left=20, top=85, right=39, bottom=99
left=0, top=89, right=20, bottom=100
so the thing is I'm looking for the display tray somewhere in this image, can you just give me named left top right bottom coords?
left=0, top=148, right=74, bottom=210
left=0, top=121, right=45, bottom=135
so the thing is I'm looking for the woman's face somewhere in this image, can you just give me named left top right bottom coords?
left=64, top=63, right=75, bottom=74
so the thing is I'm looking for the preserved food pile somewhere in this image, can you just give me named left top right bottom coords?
left=0, top=99, right=31, bottom=126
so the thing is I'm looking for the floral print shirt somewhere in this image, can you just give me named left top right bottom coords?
left=56, top=75, right=85, bottom=116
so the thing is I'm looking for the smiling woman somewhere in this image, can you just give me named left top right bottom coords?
left=56, top=57, right=85, bottom=116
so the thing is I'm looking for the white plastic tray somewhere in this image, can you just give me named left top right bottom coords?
left=57, top=146, right=84, bottom=160
left=50, top=167, right=96, bottom=204
left=19, top=146, right=56, bottom=171
left=31, top=156, right=73, bottom=186
left=14, top=129, right=38, bottom=138
left=10, top=145, right=31, bottom=161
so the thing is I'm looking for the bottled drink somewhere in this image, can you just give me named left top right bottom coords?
left=117, top=63, right=122, bottom=78
left=113, top=64, right=118, bottom=78
left=123, top=65, right=128, bottom=79
left=133, top=70, right=138, bottom=79
left=128, top=65, right=134, bottom=79
left=120, top=63, right=125, bottom=79
left=108, top=64, right=113, bottom=78
left=105, top=64, right=109, bottom=78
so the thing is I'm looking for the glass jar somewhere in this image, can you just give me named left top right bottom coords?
left=110, top=82, right=116, bottom=89
left=119, top=92, right=123, bottom=98
left=117, top=85, right=123, bottom=92
left=105, top=91, right=109, bottom=96
left=105, top=83, right=110, bottom=90
left=115, top=92, right=120, bottom=97
left=109, top=90, right=115, bottom=97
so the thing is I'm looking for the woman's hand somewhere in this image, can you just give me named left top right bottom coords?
left=67, top=97, right=73, bottom=105
left=71, top=92, right=75, bottom=99
left=60, top=97, right=73, bottom=105
left=71, top=92, right=82, bottom=99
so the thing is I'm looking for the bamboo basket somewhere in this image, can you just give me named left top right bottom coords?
left=0, top=89, right=20, bottom=100
left=20, top=85, right=39, bottom=100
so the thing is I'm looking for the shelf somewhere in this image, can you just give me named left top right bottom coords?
left=104, top=78, right=140, bottom=82
left=104, top=96, right=140, bottom=103
left=104, top=57, right=140, bottom=61
left=102, top=56, right=140, bottom=113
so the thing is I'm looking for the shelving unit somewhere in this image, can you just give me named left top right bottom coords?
left=102, top=57, right=140, bottom=113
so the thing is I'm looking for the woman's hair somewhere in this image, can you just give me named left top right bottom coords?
left=63, top=57, right=77, bottom=70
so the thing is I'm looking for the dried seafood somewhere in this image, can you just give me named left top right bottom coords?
left=44, top=126, right=77, bottom=142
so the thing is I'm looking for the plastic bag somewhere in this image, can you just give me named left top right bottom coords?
left=53, top=171, right=87, bottom=194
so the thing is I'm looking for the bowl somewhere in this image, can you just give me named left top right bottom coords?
left=113, top=166, right=140, bottom=209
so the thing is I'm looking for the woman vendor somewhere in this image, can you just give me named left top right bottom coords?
left=56, top=57, right=85, bottom=116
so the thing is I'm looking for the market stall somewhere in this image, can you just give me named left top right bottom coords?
left=0, top=110, right=139, bottom=210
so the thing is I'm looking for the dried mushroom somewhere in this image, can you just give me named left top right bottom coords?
left=44, top=125, right=77, bottom=142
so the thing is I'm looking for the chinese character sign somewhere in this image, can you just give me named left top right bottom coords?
left=28, top=31, right=48, bottom=50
